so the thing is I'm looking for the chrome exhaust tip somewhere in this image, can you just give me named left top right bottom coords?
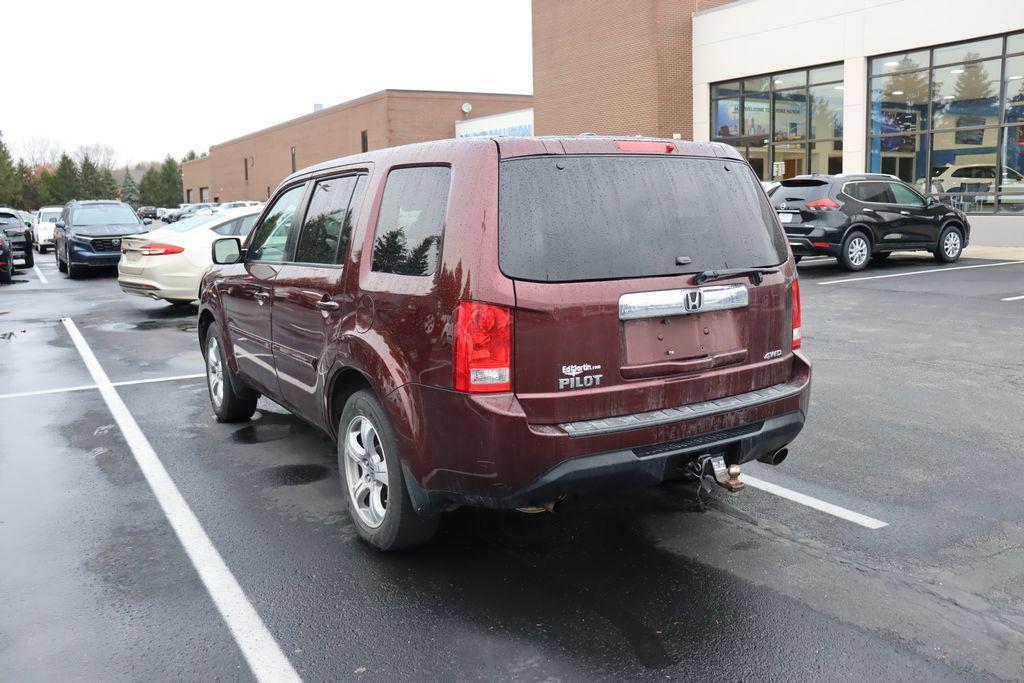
left=758, top=447, right=789, bottom=466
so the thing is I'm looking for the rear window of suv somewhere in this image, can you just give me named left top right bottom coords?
left=498, top=155, right=788, bottom=282
left=771, top=179, right=830, bottom=206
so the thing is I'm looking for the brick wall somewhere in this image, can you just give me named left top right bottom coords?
left=181, top=90, right=531, bottom=203
left=532, top=0, right=738, bottom=138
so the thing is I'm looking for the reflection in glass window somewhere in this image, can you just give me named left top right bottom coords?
left=248, top=184, right=306, bottom=262
left=869, top=134, right=930, bottom=190
left=714, top=98, right=740, bottom=138
left=1009, top=32, right=1024, bottom=55
left=743, top=90, right=770, bottom=138
left=933, top=37, right=1002, bottom=66
left=931, top=59, right=1001, bottom=129
left=1000, top=126, right=1024, bottom=195
left=809, top=84, right=843, bottom=140
left=772, top=70, right=806, bottom=90
left=371, top=167, right=450, bottom=276
left=743, top=76, right=770, bottom=93
left=809, top=64, right=843, bottom=84
left=773, top=90, right=807, bottom=141
left=871, top=51, right=930, bottom=76
left=889, top=182, right=926, bottom=207
left=1004, top=55, right=1024, bottom=124
left=773, top=143, right=807, bottom=178
left=295, top=175, right=359, bottom=265
left=712, top=82, right=740, bottom=98
left=930, top=130, right=999, bottom=194
left=746, top=141, right=769, bottom=180
left=869, top=73, right=929, bottom=135
left=809, top=140, right=843, bottom=175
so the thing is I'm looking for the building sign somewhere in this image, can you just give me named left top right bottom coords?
left=455, top=108, right=534, bottom=138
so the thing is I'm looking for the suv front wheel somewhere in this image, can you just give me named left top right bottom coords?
left=935, top=226, right=963, bottom=263
left=840, top=231, right=871, bottom=271
left=339, top=390, right=439, bottom=551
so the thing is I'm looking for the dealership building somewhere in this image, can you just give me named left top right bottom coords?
left=185, top=0, right=1024, bottom=232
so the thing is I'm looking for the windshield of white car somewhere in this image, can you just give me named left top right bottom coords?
left=163, top=214, right=221, bottom=232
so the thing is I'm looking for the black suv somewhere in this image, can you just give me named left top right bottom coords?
left=0, top=209, right=34, bottom=269
left=769, top=174, right=970, bottom=271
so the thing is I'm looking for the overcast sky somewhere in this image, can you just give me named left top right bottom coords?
left=4, top=0, right=533, bottom=165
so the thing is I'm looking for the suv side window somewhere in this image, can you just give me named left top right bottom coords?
left=845, top=181, right=892, bottom=204
left=370, top=167, right=450, bottom=276
left=294, top=174, right=364, bottom=265
left=888, top=182, right=925, bottom=207
left=247, top=184, right=306, bottom=262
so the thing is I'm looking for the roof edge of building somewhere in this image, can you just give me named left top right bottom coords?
left=198, top=89, right=533, bottom=154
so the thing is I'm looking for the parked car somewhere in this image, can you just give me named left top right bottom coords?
left=0, top=233, right=13, bottom=283
left=214, top=200, right=261, bottom=212
left=176, top=203, right=217, bottom=221
left=156, top=207, right=178, bottom=221
left=771, top=174, right=970, bottom=271
left=0, top=209, right=34, bottom=268
left=137, top=206, right=158, bottom=220
left=118, top=207, right=259, bottom=305
left=34, top=205, right=63, bottom=253
left=198, top=136, right=810, bottom=550
left=54, top=200, right=151, bottom=278
left=925, top=163, right=1024, bottom=211
left=164, top=204, right=195, bottom=223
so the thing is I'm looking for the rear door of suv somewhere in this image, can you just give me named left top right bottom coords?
left=498, top=147, right=796, bottom=426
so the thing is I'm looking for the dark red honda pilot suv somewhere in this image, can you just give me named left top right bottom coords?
left=198, top=136, right=811, bottom=550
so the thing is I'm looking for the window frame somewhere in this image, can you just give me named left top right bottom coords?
left=290, top=170, right=369, bottom=269
left=243, top=181, right=311, bottom=264
left=368, top=164, right=452, bottom=278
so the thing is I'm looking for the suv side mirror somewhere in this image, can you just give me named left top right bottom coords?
left=55, top=219, right=66, bottom=229
left=926, top=196, right=937, bottom=206
left=212, top=237, right=243, bottom=264
left=143, top=218, right=152, bottom=225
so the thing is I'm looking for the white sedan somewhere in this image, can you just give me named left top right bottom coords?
left=117, top=207, right=260, bottom=305
left=34, top=206, right=63, bottom=253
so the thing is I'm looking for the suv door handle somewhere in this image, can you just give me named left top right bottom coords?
left=254, top=291, right=270, bottom=305
left=899, top=210, right=911, bottom=215
left=315, top=300, right=340, bottom=311
left=863, top=208, right=874, bottom=213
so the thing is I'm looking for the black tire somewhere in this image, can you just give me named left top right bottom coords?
left=203, top=322, right=259, bottom=423
left=66, top=249, right=81, bottom=279
left=839, top=231, right=871, bottom=272
left=22, top=249, right=34, bottom=268
left=0, top=267, right=11, bottom=284
left=56, top=246, right=67, bottom=273
left=873, top=251, right=891, bottom=261
left=338, top=389, right=440, bottom=551
left=934, top=225, right=964, bottom=263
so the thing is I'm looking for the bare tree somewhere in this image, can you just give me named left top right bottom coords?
left=21, top=138, right=63, bottom=167
left=73, top=144, right=118, bottom=170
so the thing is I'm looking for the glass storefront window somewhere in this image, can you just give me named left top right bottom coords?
left=1009, top=32, right=1024, bottom=55
left=868, top=73, right=929, bottom=135
left=809, top=84, right=844, bottom=140
left=810, top=64, right=844, bottom=84
left=933, top=37, right=1002, bottom=66
left=743, top=90, right=771, bottom=138
left=868, top=134, right=930, bottom=190
left=871, top=51, right=929, bottom=76
left=1004, top=55, right=1024, bottom=124
left=809, top=140, right=843, bottom=175
left=772, top=70, right=806, bottom=90
left=931, top=59, right=1001, bottom=129
left=773, top=89, right=807, bottom=141
left=714, top=98, right=740, bottom=138
left=1001, top=126, right=1024, bottom=194
left=930, top=129, right=999, bottom=196
left=743, top=76, right=770, bottom=93
left=712, top=82, right=740, bottom=98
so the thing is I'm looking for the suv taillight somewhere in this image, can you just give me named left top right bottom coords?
left=805, top=197, right=840, bottom=210
left=453, top=301, right=512, bottom=393
left=791, top=279, right=802, bottom=349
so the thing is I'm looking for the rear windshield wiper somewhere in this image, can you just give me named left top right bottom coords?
left=693, top=267, right=779, bottom=286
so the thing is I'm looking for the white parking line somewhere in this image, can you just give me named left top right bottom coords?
left=739, top=473, right=888, bottom=529
left=32, top=264, right=48, bottom=284
left=1001, top=294, right=1024, bottom=302
left=0, top=373, right=205, bottom=400
left=818, top=260, right=1024, bottom=285
left=60, top=319, right=300, bottom=683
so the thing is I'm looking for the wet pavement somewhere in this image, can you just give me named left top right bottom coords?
left=2, top=252, right=1023, bottom=681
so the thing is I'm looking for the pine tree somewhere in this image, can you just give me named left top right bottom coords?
left=181, top=150, right=198, bottom=163
left=0, top=131, right=18, bottom=206
left=36, top=169, right=55, bottom=206
left=371, top=230, right=408, bottom=273
left=139, top=167, right=163, bottom=207
left=52, top=154, right=80, bottom=204
left=953, top=54, right=995, bottom=101
left=120, top=169, right=140, bottom=206
left=158, top=156, right=183, bottom=207
left=79, top=154, right=102, bottom=199
left=98, top=168, right=118, bottom=200
left=15, top=162, right=40, bottom=209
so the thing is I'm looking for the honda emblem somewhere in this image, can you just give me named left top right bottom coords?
left=683, top=290, right=703, bottom=312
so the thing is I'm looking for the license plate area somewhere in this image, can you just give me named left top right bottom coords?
left=620, top=309, right=744, bottom=367
left=777, top=212, right=796, bottom=224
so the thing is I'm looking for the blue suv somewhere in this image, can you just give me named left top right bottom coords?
left=55, top=201, right=151, bottom=278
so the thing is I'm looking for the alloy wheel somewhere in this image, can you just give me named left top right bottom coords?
left=206, top=336, right=224, bottom=408
left=343, top=415, right=389, bottom=528
left=943, top=231, right=961, bottom=258
left=848, top=236, right=869, bottom=267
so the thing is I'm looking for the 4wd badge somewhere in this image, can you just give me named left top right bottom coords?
left=559, top=363, right=604, bottom=390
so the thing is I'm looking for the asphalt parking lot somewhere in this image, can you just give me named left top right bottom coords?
left=2, top=249, right=1024, bottom=681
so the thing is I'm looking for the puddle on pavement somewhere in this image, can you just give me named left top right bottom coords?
left=256, top=464, right=332, bottom=486
left=94, top=320, right=198, bottom=334
left=231, top=411, right=302, bottom=444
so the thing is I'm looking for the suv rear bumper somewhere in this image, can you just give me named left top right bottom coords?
left=393, top=351, right=811, bottom=513
left=787, top=236, right=840, bottom=257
